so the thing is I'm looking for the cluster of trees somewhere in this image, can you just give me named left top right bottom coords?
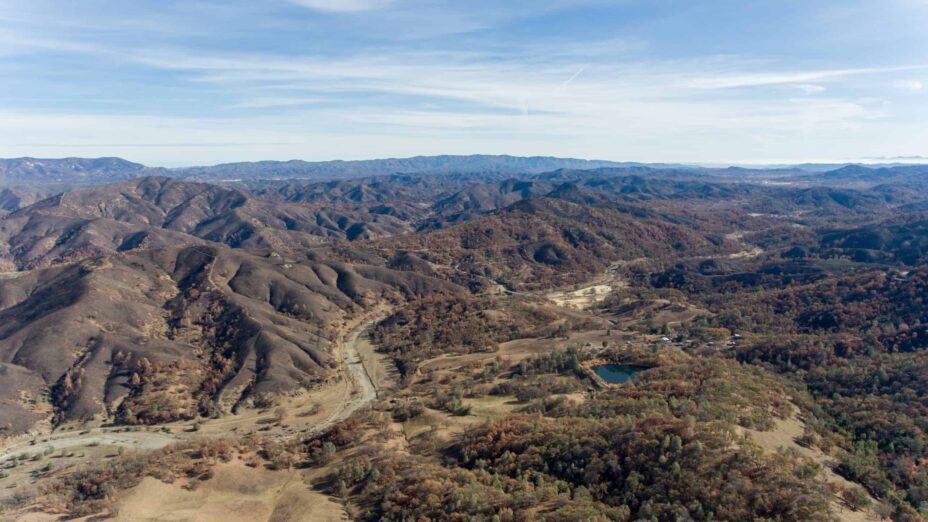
left=514, top=346, right=586, bottom=378
left=804, top=352, right=928, bottom=513
left=647, top=257, right=828, bottom=296
left=664, top=265, right=928, bottom=357
left=373, top=198, right=723, bottom=291
left=452, top=414, right=833, bottom=521
left=560, top=359, right=797, bottom=431
left=431, top=387, right=473, bottom=416
left=819, top=218, right=928, bottom=266
left=646, top=254, right=928, bottom=515
left=309, top=356, right=837, bottom=521
left=372, top=295, right=556, bottom=380
left=335, top=452, right=629, bottom=521
left=116, top=358, right=204, bottom=425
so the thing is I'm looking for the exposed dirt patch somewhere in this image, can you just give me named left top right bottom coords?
left=113, top=460, right=346, bottom=522
left=742, top=413, right=882, bottom=522
left=545, top=270, right=627, bottom=310
left=547, top=284, right=616, bottom=309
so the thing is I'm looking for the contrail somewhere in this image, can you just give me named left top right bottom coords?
left=557, top=64, right=588, bottom=90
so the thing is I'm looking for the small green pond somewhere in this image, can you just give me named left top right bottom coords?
left=593, top=364, right=649, bottom=384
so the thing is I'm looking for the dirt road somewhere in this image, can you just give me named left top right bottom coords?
left=311, top=315, right=381, bottom=431
left=0, top=431, right=176, bottom=461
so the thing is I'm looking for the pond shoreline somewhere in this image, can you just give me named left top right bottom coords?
left=594, top=364, right=648, bottom=385
left=582, top=359, right=652, bottom=388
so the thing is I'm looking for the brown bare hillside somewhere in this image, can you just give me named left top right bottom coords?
left=0, top=244, right=458, bottom=432
left=0, top=177, right=412, bottom=269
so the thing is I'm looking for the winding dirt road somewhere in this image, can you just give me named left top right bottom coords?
left=310, top=315, right=380, bottom=432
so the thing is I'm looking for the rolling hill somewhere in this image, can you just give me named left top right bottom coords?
left=0, top=177, right=412, bottom=269
left=0, top=244, right=458, bottom=432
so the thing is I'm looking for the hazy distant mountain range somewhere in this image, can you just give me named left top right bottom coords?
left=175, top=155, right=663, bottom=181
left=3, top=155, right=927, bottom=188
left=0, top=157, right=167, bottom=184
left=0, top=155, right=658, bottom=185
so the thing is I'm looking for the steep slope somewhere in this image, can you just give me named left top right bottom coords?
left=0, top=188, right=44, bottom=213
left=431, top=179, right=557, bottom=217
left=258, top=174, right=457, bottom=206
left=0, top=177, right=412, bottom=269
left=0, top=244, right=459, bottom=432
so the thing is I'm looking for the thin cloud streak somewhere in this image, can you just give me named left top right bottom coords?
left=556, top=64, right=588, bottom=90
left=288, top=0, right=394, bottom=12
left=684, top=65, right=928, bottom=89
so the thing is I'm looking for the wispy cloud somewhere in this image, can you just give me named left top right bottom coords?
left=0, top=37, right=916, bottom=164
left=2, top=0, right=927, bottom=165
left=288, top=0, right=393, bottom=12
left=116, top=46, right=902, bottom=134
left=226, top=97, right=328, bottom=109
left=796, top=84, right=827, bottom=94
left=893, top=79, right=924, bottom=91
left=685, top=65, right=928, bottom=89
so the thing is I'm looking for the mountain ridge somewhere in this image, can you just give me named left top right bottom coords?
left=4, top=155, right=928, bottom=190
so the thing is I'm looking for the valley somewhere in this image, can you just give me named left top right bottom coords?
left=0, top=158, right=927, bottom=521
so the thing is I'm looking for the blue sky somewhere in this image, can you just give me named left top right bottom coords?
left=1, top=0, right=927, bottom=166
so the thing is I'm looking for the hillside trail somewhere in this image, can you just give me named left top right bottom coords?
left=0, top=310, right=388, bottom=460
